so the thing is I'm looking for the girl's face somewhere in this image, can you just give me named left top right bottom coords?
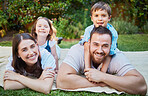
left=18, top=39, right=39, bottom=66
left=36, top=19, right=50, bottom=38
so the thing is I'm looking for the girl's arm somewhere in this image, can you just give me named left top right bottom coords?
left=51, top=44, right=58, bottom=72
left=4, top=70, right=55, bottom=94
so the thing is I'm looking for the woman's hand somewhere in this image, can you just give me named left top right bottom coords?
left=4, top=70, right=20, bottom=81
left=39, top=67, right=55, bottom=80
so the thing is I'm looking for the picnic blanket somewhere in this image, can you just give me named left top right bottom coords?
left=0, top=47, right=148, bottom=95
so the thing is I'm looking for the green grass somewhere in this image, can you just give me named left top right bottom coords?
left=117, top=34, right=148, bottom=51
left=0, top=34, right=147, bottom=95
left=59, top=40, right=79, bottom=48
left=0, top=34, right=148, bottom=51
left=0, top=41, right=12, bottom=47
left=0, top=87, right=140, bottom=96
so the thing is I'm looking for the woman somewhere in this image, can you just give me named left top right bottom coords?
left=4, top=33, right=56, bottom=94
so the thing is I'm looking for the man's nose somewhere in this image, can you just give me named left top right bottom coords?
left=97, top=46, right=103, bottom=53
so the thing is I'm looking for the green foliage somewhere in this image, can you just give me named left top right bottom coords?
left=110, top=17, right=139, bottom=34
left=53, top=18, right=84, bottom=39
left=0, top=29, right=6, bottom=37
left=0, top=0, right=147, bottom=37
left=141, top=21, right=148, bottom=34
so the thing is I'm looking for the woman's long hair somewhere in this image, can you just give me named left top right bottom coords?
left=31, top=17, right=53, bottom=40
left=12, top=33, right=43, bottom=78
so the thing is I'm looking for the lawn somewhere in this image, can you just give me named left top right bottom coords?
left=1, top=34, right=148, bottom=51
left=0, top=34, right=147, bottom=96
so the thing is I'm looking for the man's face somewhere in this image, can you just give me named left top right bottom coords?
left=89, top=33, right=111, bottom=64
left=91, top=9, right=111, bottom=27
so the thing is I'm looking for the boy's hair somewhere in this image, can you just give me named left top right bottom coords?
left=90, top=26, right=112, bottom=42
left=90, top=1, right=111, bottom=17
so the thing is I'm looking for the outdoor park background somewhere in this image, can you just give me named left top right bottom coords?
left=0, top=0, right=148, bottom=96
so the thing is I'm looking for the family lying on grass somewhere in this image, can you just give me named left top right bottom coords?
left=3, top=1, right=147, bottom=95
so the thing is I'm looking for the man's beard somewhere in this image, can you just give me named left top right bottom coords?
left=90, top=51, right=106, bottom=68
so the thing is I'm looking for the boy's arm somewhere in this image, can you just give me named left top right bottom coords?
left=107, top=23, right=118, bottom=55
left=79, top=25, right=93, bottom=45
left=84, top=42, right=91, bottom=69
left=101, top=55, right=111, bottom=72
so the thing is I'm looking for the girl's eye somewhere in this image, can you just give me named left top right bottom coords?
left=44, top=26, right=48, bottom=28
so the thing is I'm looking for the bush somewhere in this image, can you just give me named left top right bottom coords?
left=110, top=17, right=139, bottom=34
left=53, top=18, right=84, bottom=39
left=141, top=21, right=148, bottom=34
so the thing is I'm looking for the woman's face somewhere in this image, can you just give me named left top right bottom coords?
left=18, top=39, right=39, bottom=66
left=36, top=18, right=50, bottom=38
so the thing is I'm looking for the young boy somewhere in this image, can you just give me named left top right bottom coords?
left=79, top=1, right=118, bottom=72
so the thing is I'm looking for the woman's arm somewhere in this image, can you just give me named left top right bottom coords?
left=4, top=70, right=55, bottom=94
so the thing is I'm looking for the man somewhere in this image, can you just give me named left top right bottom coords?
left=57, top=26, right=147, bottom=95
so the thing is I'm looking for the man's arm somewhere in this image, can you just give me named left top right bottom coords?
left=85, top=68, right=147, bottom=95
left=56, top=63, right=99, bottom=89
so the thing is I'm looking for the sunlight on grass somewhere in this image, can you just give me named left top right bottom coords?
left=118, top=34, right=148, bottom=51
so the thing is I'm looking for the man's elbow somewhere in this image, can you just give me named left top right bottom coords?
left=56, top=73, right=69, bottom=89
left=138, top=83, right=147, bottom=96
left=133, top=76, right=147, bottom=95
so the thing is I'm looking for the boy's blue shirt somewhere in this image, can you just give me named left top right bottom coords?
left=79, top=23, right=118, bottom=55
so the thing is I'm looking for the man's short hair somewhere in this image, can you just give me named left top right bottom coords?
left=90, top=1, right=111, bottom=17
left=90, top=26, right=112, bottom=41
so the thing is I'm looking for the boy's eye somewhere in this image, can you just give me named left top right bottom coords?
left=95, top=15, right=98, bottom=17
left=102, top=15, right=106, bottom=17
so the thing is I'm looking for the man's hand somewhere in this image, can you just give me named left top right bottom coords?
left=84, top=68, right=105, bottom=83
left=39, top=67, right=55, bottom=80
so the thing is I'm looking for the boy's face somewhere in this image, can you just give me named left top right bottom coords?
left=91, top=9, right=111, bottom=27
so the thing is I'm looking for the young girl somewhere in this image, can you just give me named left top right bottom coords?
left=4, top=33, right=55, bottom=94
left=31, top=17, right=60, bottom=72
